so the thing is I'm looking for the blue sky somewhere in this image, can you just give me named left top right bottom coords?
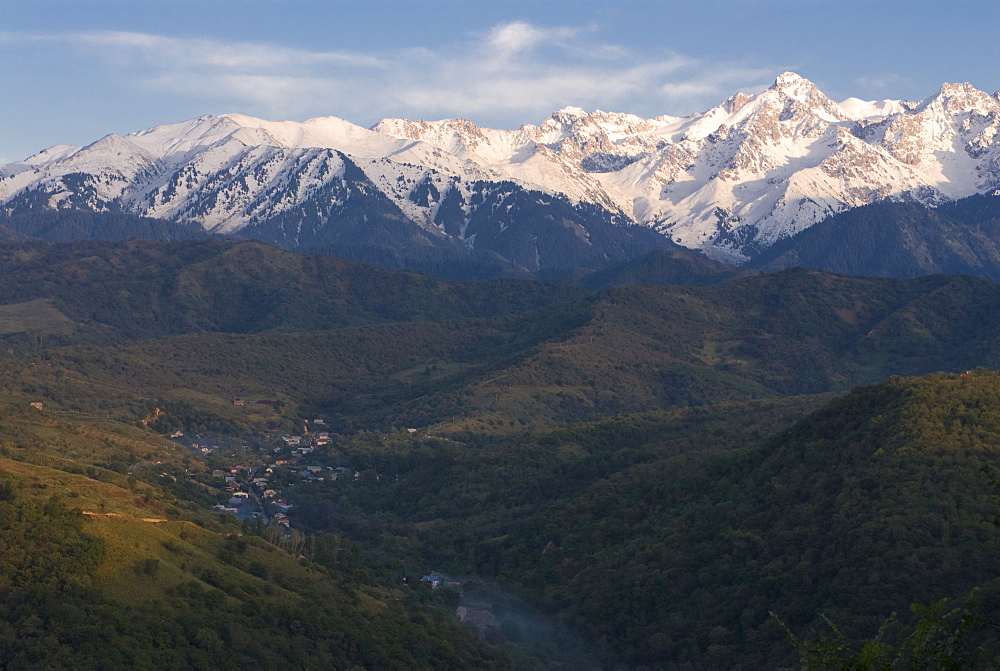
left=2, top=0, right=998, bottom=162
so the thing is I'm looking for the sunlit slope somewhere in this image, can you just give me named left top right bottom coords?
left=0, top=406, right=506, bottom=669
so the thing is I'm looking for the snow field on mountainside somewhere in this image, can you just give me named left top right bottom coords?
left=2, top=73, right=999, bottom=261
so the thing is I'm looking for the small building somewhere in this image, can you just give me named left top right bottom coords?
left=420, top=573, right=442, bottom=588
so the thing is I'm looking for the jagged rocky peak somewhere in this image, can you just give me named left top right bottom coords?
left=761, top=72, right=849, bottom=121
left=861, top=80, right=1000, bottom=168
left=770, top=71, right=817, bottom=95
left=724, top=92, right=752, bottom=114
left=3, top=72, right=1000, bottom=266
left=548, top=106, right=590, bottom=125
left=373, top=116, right=483, bottom=139
left=706, top=74, right=839, bottom=148
left=916, top=81, right=999, bottom=115
left=534, top=108, right=659, bottom=165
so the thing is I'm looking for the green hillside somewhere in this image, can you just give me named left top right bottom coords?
left=491, top=370, right=1000, bottom=667
left=0, top=404, right=510, bottom=669
left=283, top=372, right=1000, bottom=667
left=10, top=263, right=1000, bottom=438
left=0, top=238, right=587, bottom=345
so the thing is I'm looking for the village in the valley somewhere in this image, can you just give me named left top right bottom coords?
left=195, top=419, right=340, bottom=525
left=168, top=416, right=503, bottom=639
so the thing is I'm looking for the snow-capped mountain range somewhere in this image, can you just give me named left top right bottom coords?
left=2, top=72, right=999, bottom=265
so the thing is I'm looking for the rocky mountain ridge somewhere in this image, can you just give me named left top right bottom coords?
left=2, top=73, right=999, bottom=264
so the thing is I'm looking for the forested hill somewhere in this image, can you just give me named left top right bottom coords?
left=8, top=257, right=1000, bottom=435
left=578, top=247, right=756, bottom=290
left=287, top=371, right=1000, bottom=667
left=0, top=209, right=210, bottom=243
left=751, top=192, right=1000, bottom=280
left=0, top=238, right=588, bottom=343
left=523, top=370, right=1000, bottom=666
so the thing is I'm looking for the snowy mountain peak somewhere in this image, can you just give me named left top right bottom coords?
left=748, top=72, right=848, bottom=125
left=551, top=106, right=590, bottom=122
left=769, top=72, right=818, bottom=96
left=3, top=73, right=1000, bottom=267
left=917, top=81, right=999, bottom=115
left=124, top=114, right=243, bottom=159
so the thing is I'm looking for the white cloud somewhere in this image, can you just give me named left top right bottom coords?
left=3, top=23, right=784, bottom=126
left=482, top=21, right=579, bottom=65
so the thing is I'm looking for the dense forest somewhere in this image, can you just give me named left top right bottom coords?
left=751, top=192, right=1000, bottom=280
left=285, top=374, right=1000, bottom=666
left=0, top=236, right=999, bottom=666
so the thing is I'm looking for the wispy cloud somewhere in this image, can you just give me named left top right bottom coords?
left=1, top=24, right=784, bottom=126
left=74, top=31, right=387, bottom=70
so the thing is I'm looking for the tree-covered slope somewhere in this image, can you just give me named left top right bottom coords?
left=751, top=192, right=1000, bottom=280
left=487, top=371, right=1000, bottom=667
left=9, top=264, right=1000, bottom=437
left=580, top=248, right=754, bottom=290
left=0, top=238, right=588, bottom=344
left=284, top=372, right=1000, bottom=667
left=428, top=269, right=1000, bottom=431
left=0, top=210, right=209, bottom=244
